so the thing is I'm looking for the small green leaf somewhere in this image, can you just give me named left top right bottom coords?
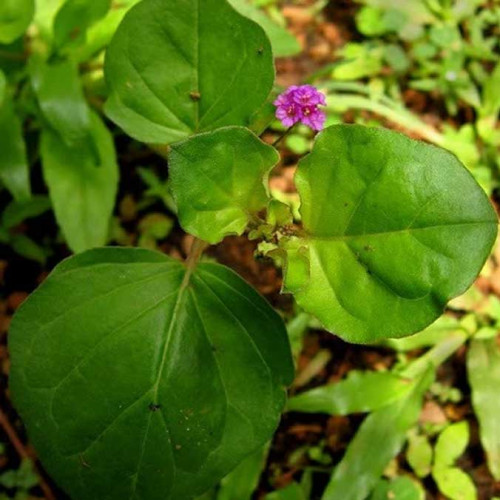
left=30, top=58, right=94, bottom=152
left=321, top=368, right=434, bottom=500
left=40, top=112, right=118, bottom=253
left=434, top=422, right=469, bottom=468
left=284, top=125, right=497, bottom=343
left=9, top=247, right=294, bottom=500
left=407, top=432, right=433, bottom=478
left=467, top=338, right=500, bottom=480
left=432, top=467, right=477, bottom=500
left=370, top=476, right=425, bottom=500
left=53, top=0, right=111, bottom=51
left=169, top=127, right=279, bottom=244
left=227, top=0, right=301, bottom=57
left=0, top=91, right=31, bottom=201
left=0, top=0, right=35, bottom=44
left=0, top=459, right=39, bottom=490
left=267, top=199, right=293, bottom=228
left=287, top=370, right=412, bottom=415
left=104, top=0, right=274, bottom=144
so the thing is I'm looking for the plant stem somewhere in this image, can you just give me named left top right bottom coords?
left=273, top=124, right=296, bottom=147
left=184, top=238, right=209, bottom=275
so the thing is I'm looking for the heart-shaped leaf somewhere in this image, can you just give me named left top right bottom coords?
left=9, top=247, right=293, bottom=500
left=104, top=0, right=274, bottom=145
left=283, top=124, right=497, bottom=343
left=169, top=127, right=279, bottom=244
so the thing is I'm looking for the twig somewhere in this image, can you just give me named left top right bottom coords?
left=0, top=408, right=56, bottom=500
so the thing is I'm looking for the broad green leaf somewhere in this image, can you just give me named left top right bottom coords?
left=30, top=58, right=93, bottom=152
left=287, top=370, right=412, bottom=414
left=432, top=467, right=477, bottom=500
left=40, top=112, right=118, bottom=253
left=370, top=477, right=425, bottom=500
left=10, top=247, right=293, bottom=500
left=216, top=445, right=268, bottom=500
left=434, top=422, right=469, bottom=468
left=169, top=127, right=279, bottom=244
left=283, top=125, right=497, bottom=343
left=53, top=0, right=111, bottom=51
left=406, top=432, right=432, bottom=478
left=104, top=0, right=274, bottom=144
left=321, top=368, right=434, bottom=500
left=227, top=0, right=300, bottom=57
left=2, top=195, right=51, bottom=229
left=467, top=338, right=500, bottom=480
left=0, top=91, right=31, bottom=201
left=0, top=0, right=35, bottom=44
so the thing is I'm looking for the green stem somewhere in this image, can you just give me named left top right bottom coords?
left=184, top=238, right=209, bottom=277
left=273, top=123, right=296, bottom=147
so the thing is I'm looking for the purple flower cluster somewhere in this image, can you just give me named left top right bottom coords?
left=274, top=85, right=326, bottom=131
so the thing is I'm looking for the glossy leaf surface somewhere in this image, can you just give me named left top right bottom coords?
left=467, top=338, right=500, bottom=480
left=40, top=112, right=118, bottom=253
left=287, top=370, right=411, bottom=414
left=0, top=0, right=35, bottom=44
left=169, top=127, right=279, bottom=244
left=9, top=247, right=293, bottom=500
left=105, top=0, right=274, bottom=144
left=321, top=368, right=433, bottom=500
left=284, top=124, right=497, bottom=343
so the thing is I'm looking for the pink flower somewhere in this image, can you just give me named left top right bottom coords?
left=301, top=105, right=326, bottom=131
left=274, top=85, right=326, bottom=131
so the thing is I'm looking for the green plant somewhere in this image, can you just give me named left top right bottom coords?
left=2, top=0, right=498, bottom=499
